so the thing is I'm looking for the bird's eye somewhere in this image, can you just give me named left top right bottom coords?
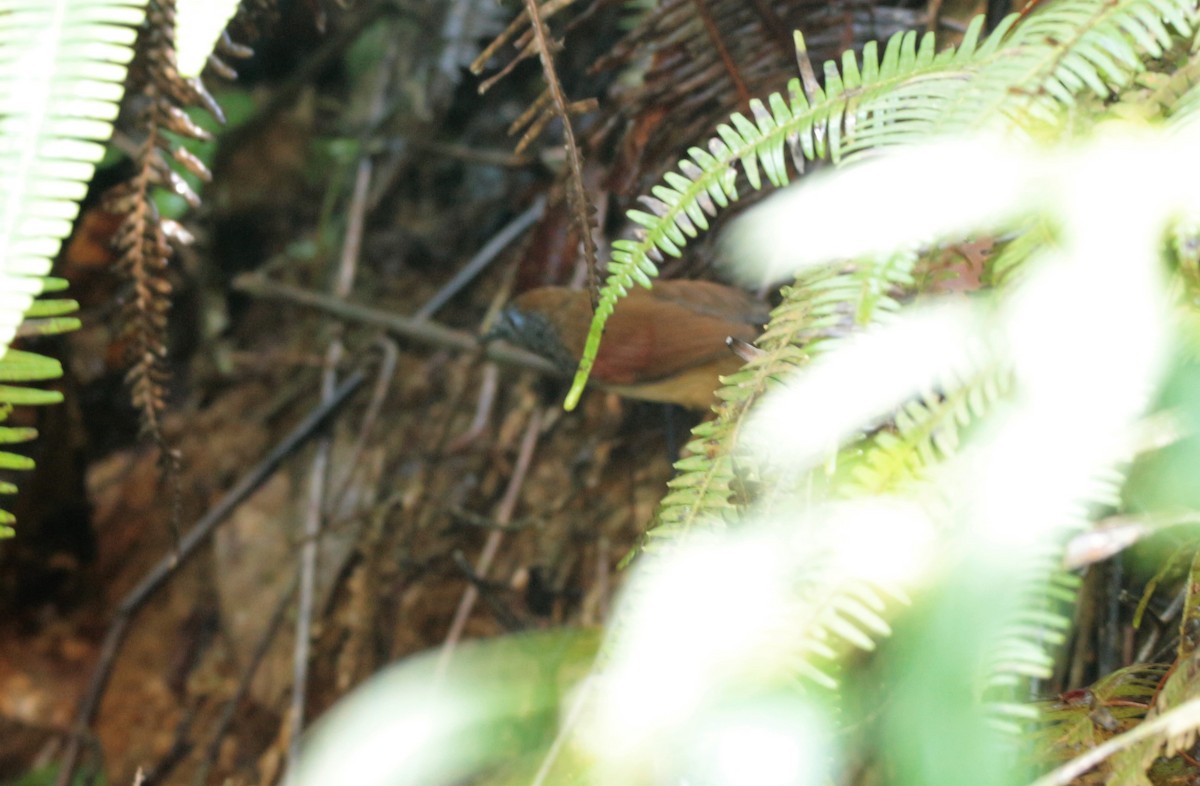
left=495, top=307, right=525, bottom=338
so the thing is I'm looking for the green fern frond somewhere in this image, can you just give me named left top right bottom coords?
left=563, top=17, right=1006, bottom=410
left=976, top=564, right=1078, bottom=737
left=0, top=400, right=36, bottom=537
left=838, top=15, right=1020, bottom=157
left=850, top=369, right=1011, bottom=495
left=9, top=285, right=81, bottom=341
left=1105, top=42, right=1200, bottom=122
left=985, top=469, right=1128, bottom=728
left=0, top=0, right=146, bottom=531
left=0, top=411, right=38, bottom=470
left=0, top=0, right=143, bottom=341
left=568, top=0, right=1199, bottom=410
left=641, top=504, right=914, bottom=691
left=846, top=0, right=1196, bottom=156
left=1170, top=31, right=1200, bottom=121
left=986, top=568, right=1077, bottom=691
left=840, top=356, right=1097, bottom=720
left=985, top=223, right=1059, bottom=287
left=649, top=252, right=918, bottom=547
left=929, top=0, right=1197, bottom=134
left=792, top=573, right=908, bottom=688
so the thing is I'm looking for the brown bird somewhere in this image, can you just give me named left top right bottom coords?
left=491, top=280, right=768, bottom=409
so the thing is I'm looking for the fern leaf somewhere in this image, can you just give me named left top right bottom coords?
left=983, top=469, right=1129, bottom=729
left=0, top=0, right=140, bottom=350
left=650, top=252, right=918, bottom=546
left=930, top=0, right=1197, bottom=133
left=1108, top=654, right=1200, bottom=785
left=570, top=0, right=1198, bottom=408
left=564, top=18, right=1008, bottom=409
left=1167, top=31, right=1200, bottom=122
left=0, top=0, right=143, bottom=531
left=850, top=369, right=1010, bottom=495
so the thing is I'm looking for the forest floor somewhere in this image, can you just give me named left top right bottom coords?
left=0, top=1, right=944, bottom=784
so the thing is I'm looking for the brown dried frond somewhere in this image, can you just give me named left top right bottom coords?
left=477, top=0, right=602, bottom=308
left=104, top=0, right=250, bottom=537
left=103, top=137, right=182, bottom=531
left=597, top=0, right=923, bottom=197
left=111, top=0, right=202, bottom=440
left=469, top=0, right=580, bottom=85
left=509, top=92, right=599, bottom=155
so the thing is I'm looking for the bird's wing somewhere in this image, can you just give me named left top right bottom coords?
left=592, top=293, right=758, bottom=385
left=648, top=280, right=770, bottom=326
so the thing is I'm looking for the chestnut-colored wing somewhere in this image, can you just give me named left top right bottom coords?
left=592, top=283, right=764, bottom=385
left=648, top=279, right=770, bottom=326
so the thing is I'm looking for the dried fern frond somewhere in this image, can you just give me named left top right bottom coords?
left=597, top=0, right=925, bottom=197
left=106, top=0, right=243, bottom=491
left=474, top=0, right=601, bottom=303
left=470, top=0, right=581, bottom=89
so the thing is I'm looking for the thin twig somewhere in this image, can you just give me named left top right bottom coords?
left=447, top=505, right=534, bottom=532
left=288, top=375, right=336, bottom=781
left=450, top=550, right=527, bottom=631
left=193, top=576, right=298, bottom=786
left=579, top=534, right=611, bottom=627
left=404, top=138, right=531, bottom=167
left=285, top=294, right=351, bottom=781
left=232, top=275, right=561, bottom=377
left=288, top=68, right=381, bottom=772
left=446, top=363, right=499, bottom=453
left=138, top=706, right=196, bottom=785
left=328, top=336, right=399, bottom=515
left=926, top=0, right=946, bottom=33
left=1137, top=586, right=1187, bottom=663
left=56, top=371, right=367, bottom=786
left=435, top=406, right=544, bottom=679
left=519, top=0, right=599, bottom=307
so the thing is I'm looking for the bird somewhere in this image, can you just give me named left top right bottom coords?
left=490, top=279, right=769, bottom=409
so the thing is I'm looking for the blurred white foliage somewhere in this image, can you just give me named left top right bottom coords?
left=294, top=119, right=1200, bottom=786
left=740, top=122, right=1184, bottom=551
left=583, top=499, right=935, bottom=784
left=295, top=658, right=488, bottom=786
left=175, top=0, right=240, bottom=78
left=585, top=120, right=1191, bottom=783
